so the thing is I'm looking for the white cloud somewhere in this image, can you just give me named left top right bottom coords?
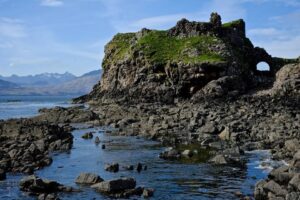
left=254, top=36, right=300, bottom=58
left=41, top=0, right=63, bottom=7
left=0, top=18, right=26, bottom=38
left=132, top=14, right=187, bottom=29
left=248, top=28, right=281, bottom=36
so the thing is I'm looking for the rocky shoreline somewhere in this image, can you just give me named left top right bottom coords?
left=0, top=118, right=73, bottom=175
left=0, top=74, right=299, bottom=199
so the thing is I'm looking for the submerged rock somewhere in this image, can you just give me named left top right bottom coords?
left=105, top=163, right=119, bottom=173
left=81, top=132, right=94, bottom=139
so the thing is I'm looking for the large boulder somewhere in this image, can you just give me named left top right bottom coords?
left=91, top=178, right=136, bottom=193
left=272, top=63, right=300, bottom=96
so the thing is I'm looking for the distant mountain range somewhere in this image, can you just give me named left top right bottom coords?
left=0, top=70, right=102, bottom=96
left=0, top=79, right=20, bottom=89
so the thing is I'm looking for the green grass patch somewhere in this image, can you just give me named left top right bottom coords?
left=136, top=30, right=224, bottom=64
left=104, top=30, right=225, bottom=66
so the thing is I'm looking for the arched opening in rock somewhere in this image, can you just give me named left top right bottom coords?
left=256, top=61, right=270, bottom=72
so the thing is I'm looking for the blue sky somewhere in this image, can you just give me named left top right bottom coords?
left=0, top=0, right=299, bottom=76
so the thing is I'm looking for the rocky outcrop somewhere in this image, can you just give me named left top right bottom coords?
left=0, top=118, right=73, bottom=174
left=37, top=106, right=99, bottom=124
left=75, top=13, right=297, bottom=104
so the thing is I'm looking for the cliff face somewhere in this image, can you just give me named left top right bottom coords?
left=78, top=13, right=297, bottom=104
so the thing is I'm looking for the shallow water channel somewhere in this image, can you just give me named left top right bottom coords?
left=0, top=126, right=272, bottom=200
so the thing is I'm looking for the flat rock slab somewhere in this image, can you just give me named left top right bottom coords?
left=75, top=173, right=103, bottom=185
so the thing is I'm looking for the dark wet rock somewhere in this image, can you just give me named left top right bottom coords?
left=0, top=169, right=6, bottom=180
left=81, top=132, right=93, bottom=139
left=19, top=175, right=74, bottom=195
left=136, top=163, right=143, bottom=173
left=75, top=173, right=104, bottom=185
left=101, top=144, right=106, bottom=149
left=91, top=177, right=136, bottom=193
left=105, top=163, right=119, bottom=173
left=143, top=188, right=155, bottom=198
left=94, top=136, right=101, bottom=144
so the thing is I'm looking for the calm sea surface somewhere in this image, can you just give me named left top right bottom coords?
left=0, top=95, right=75, bottom=120
left=0, top=95, right=273, bottom=199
